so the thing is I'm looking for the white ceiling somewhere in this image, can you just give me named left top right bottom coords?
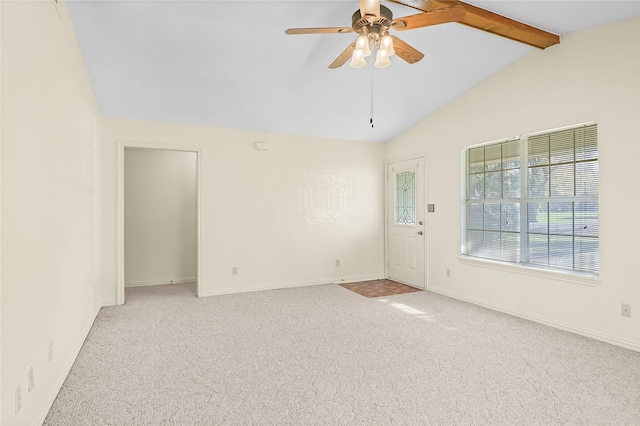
left=67, top=1, right=640, bottom=143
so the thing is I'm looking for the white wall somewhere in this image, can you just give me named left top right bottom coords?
left=124, top=148, right=197, bottom=287
left=386, top=18, right=640, bottom=351
left=102, top=118, right=385, bottom=304
left=1, top=1, right=102, bottom=424
left=0, top=2, right=4, bottom=421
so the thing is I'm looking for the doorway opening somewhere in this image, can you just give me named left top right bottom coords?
left=117, top=142, right=202, bottom=304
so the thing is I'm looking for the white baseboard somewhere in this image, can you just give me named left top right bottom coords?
left=101, top=299, right=117, bottom=307
left=428, top=285, right=640, bottom=353
left=33, top=306, right=101, bottom=425
left=125, top=277, right=196, bottom=288
left=333, top=274, right=385, bottom=285
left=200, top=274, right=384, bottom=297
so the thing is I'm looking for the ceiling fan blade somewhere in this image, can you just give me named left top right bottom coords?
left=359, top=0, right=380, bottom=21
left=285, top=27, right=353, bottom=35
left=391, top=36, right=425, bottom=64
left=329, top=42, right=357, bottom=69
left=392, top=6, right=465, bottom=31
left=387, top=0, right=559, bottom=49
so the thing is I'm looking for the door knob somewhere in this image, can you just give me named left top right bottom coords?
left=417, top=231, right=423, bottom=235
left=418, top=221, right=423, bottom=225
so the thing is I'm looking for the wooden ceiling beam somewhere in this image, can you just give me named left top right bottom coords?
left=388, top=0, right=560, bottom=49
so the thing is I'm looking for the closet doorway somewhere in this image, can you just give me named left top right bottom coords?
left=117, top=142, right=202, bottom=304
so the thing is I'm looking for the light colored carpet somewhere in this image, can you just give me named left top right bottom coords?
left=45, top=282, right=640, bottom=425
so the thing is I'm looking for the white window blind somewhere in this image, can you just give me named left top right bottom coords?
left=463, top=124, right=599, bottom=275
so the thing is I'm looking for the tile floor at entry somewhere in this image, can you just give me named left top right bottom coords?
left=339, top=279, right=422, bottom=298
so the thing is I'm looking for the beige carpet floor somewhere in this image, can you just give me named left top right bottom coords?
left=45, top=282, right=640, bottom=425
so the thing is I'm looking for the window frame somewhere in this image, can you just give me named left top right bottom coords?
left=460, top=122, right=599, bottom=279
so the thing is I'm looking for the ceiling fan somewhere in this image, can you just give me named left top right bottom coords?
left=285, top=0, right=560, bottom=69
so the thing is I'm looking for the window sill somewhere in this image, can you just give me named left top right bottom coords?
left=457, top=256, right=599, bottom=286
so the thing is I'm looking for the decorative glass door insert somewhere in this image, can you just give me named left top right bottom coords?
left=395, top=171, right=416, bottom=226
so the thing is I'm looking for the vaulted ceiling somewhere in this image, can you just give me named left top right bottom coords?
left=67, top=1, right=640, bottom=142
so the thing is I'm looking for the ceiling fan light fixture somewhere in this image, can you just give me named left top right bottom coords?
left=374, top=49, right=391, bottom=68
left=380, top=34, right=395, bottom=56
left=354, top=35, right=371, bottom=58
left=350, top=51, right=367, bottom=68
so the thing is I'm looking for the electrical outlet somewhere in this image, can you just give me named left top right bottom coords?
left=15, top=386, right=22, bottom=414
left=28, top=367, right=35, bottom=392
left=621, top=303, right=631, bottom=318
left=335, top=259, right=340, bottom=267
left=232, top=267, right=238, bottom=275
left=48, top=341, right=54, bottom=362
left=446, top=268, right=451, bottom=278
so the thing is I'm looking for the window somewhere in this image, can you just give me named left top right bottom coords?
left=463, top=123, right=598, bottom=275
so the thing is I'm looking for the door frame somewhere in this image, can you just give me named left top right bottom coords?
left=116, top=140, right=202, bottom=305
left=385, top=154, right=428, bottom=290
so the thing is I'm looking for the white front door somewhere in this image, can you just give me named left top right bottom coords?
left=387, top=158, right=425, bottom=289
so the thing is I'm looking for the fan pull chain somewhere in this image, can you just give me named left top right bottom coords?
left=370, top=49, right=374, bottom=128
